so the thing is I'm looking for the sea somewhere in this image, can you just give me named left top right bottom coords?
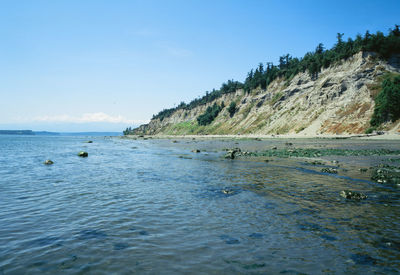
left=0, top=135, right=399, bottom=274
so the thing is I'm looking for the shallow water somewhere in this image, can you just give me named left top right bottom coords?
left=0, top=135, right=399, bottom=274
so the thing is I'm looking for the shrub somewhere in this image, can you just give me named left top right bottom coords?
left=370, top=75, right=400, bottom=127
left=197, top=103, right=223, bottom=126
left=228, top=102, right=237, bottom=117
left=365, top=127, right=376, bottom=134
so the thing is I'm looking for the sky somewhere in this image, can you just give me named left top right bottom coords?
left=1, top=0, right=399, bottom=132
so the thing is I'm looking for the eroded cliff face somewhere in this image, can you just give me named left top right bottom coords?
left=134, top=52, right=400, bottom=136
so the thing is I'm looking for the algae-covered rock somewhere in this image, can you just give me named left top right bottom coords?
left=224, top=148, right=241, bottom=159
left=78, top=151, right=88, bottom=157
left=225, top=151, right=235, bottom=159
left=340, top=190, right=367, bottom=200
left=371, top=165, right=400, bottom=184
left=44, top=159, right=54, bottom=165
left=321, top=167, right=338, bottom=174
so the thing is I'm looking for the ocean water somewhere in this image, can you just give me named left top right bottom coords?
left=0, top=135, right=399, bottom=274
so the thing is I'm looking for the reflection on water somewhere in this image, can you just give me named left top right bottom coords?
left=0, top=136, right=399, bottom=274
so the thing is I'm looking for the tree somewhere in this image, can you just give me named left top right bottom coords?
left=228, top=102, right=237, bottom=117
left=197, top=103, right=223, bottom=125
left=315, top=43, right=324, bottom=54
left=370, top=75, right=400, bottom=126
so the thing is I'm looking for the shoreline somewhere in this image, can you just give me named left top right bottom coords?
left=122, top=133, right=400, bottom=140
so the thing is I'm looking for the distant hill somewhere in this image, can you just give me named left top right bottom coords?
left=0, top=130, right=35, bottom=135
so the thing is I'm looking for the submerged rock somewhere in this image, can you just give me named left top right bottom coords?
left=44, top=159, right=54, bottom=165
left=340, top=190, right=367, bottom=200
left=78, top=151, right=88, bottom=157
left=321, top=167, right=338, bottom=174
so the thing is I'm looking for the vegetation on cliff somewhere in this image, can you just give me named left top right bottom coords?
left=197, top=103, right=224, bottom=126
left=369, top=74, right=400, bottom=129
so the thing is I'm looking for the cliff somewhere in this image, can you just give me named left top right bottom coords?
left=133, top=52, right=400, bottom=136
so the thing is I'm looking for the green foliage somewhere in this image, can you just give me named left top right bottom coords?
left=123, top=127, right=132, bottom=135
left=370, top=75, right=400, bottom=127
left=152, top=80, right=243, bottom=121
left=270, top=92, right=283, bottom=105
left=148, top=25, right=400, bottom=124
left=197, top=103, right=223, bottom=126
left=365, top=127, right=376, bottom=134
left=228, top=102, right=237, bottom=117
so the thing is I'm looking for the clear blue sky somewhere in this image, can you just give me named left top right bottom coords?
left=1, top=0, right=399, bottom=131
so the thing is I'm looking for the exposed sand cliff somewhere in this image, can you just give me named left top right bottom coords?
left=134, top=52, right=400, bottom=136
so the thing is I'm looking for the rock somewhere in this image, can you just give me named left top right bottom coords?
left=224, top=148, right=241, bottom=159
left=44, top=159, right=54, bottom=165
left=78, top=151, right=88, bottom=157
left=224, top=151, right=235, bottom=159
left=222, top=189, right=235, bottom=195
left=172, top=140, right=178, bottom=143
left=310, top=160, right=323, bottom=165
left=371, top=165, right=400, bottom=184
left=340, top=190, right=367, bottom=200
left=271, top=146, right=277, bottom=150
left=192, top=149, right=200, bottom=153
left=85, top=141, right=93, bottom=143
left=321, top=167, right=338, bottom=174
left=285, top=142, right=293, bottom=146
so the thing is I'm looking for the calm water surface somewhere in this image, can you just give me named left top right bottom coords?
left=0, top=136, right=399, bottom=274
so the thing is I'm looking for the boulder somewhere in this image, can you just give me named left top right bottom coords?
left=78, top=151, right=88, bottom=157
left=44, top=159, right=54, bottom=165
left=85, top=141, right=93, bottom=143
